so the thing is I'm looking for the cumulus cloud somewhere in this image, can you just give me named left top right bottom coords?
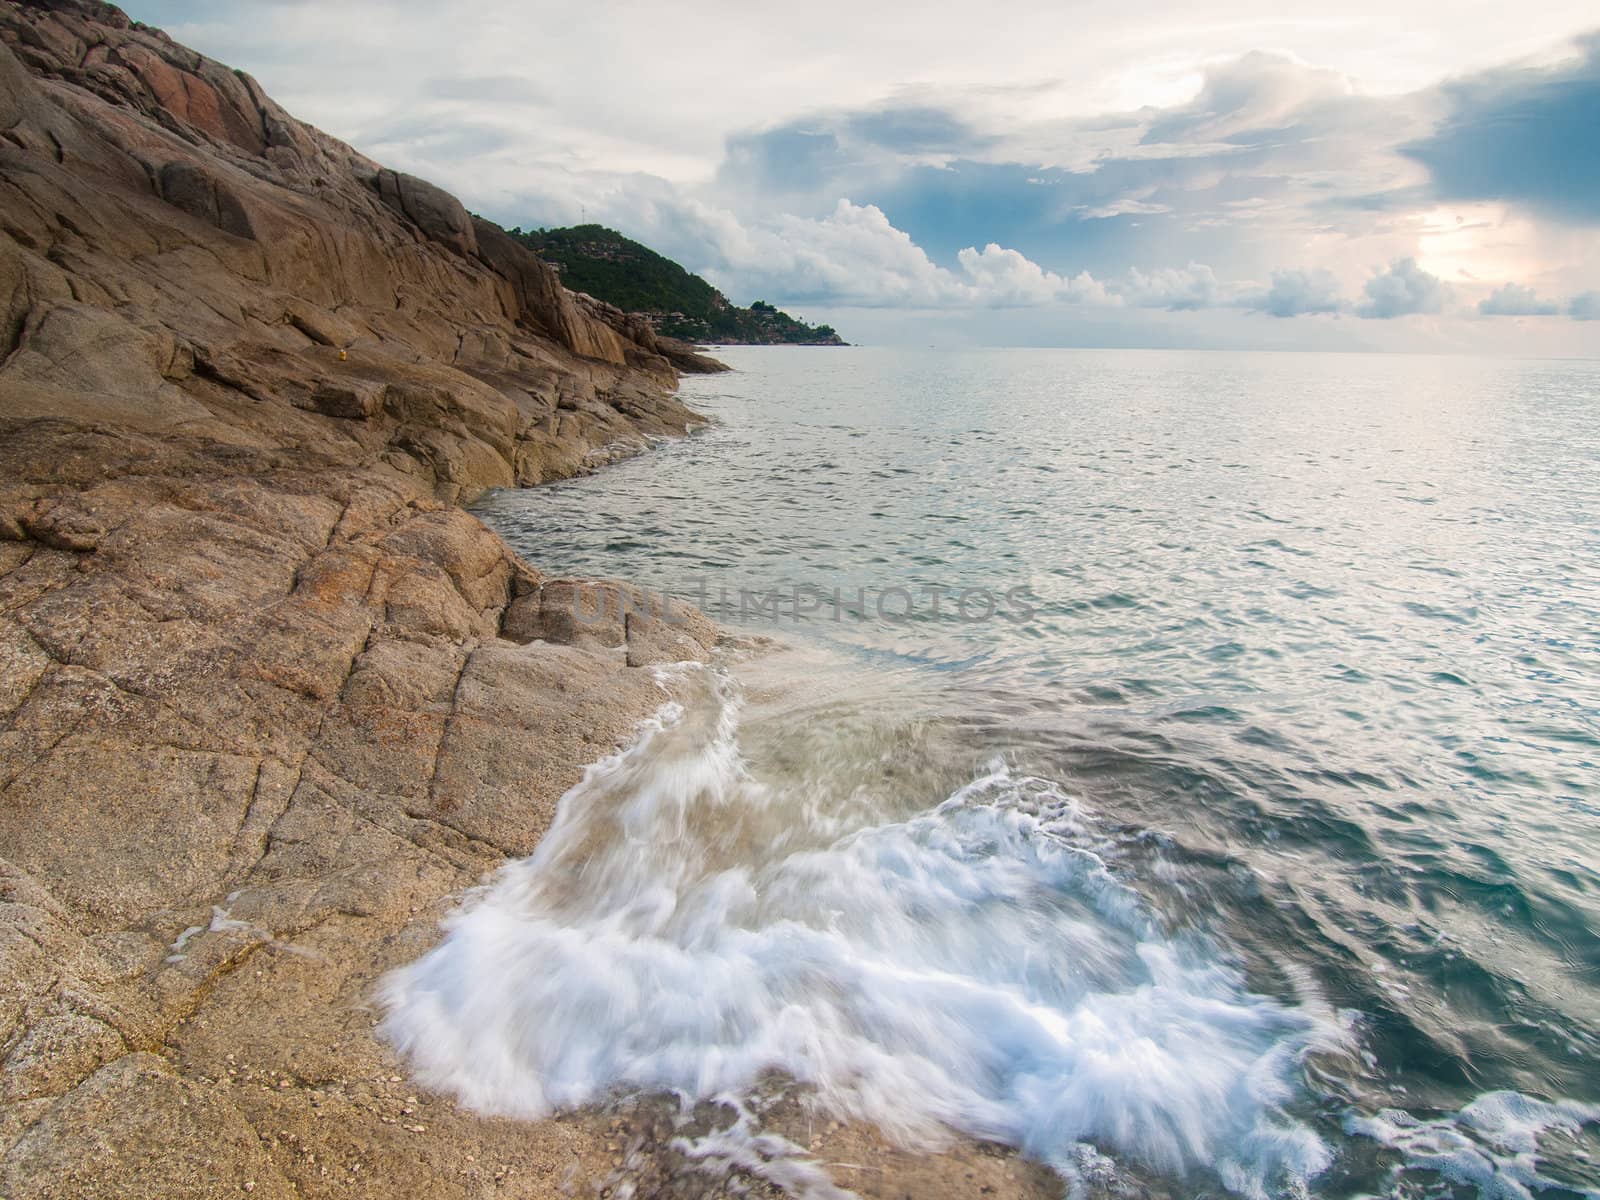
left=1356, top=258, right=1452, bottom=318
left=1120, top=263, right=1225, bottom=311
left=955, top=244, right=1111, bottom=306
left=1244, top=269, right=1344, bottom=317
left=1569, top=291, right=1600, bottom=320
left=537, top=174, right=1580, bottom=341
left=578, top=184, right=1135, bottom=311
left=708, top=200, right=964, bottom=307
left=1478, top=283, right=1559, bottom=317
left=677, top=199, right=1118, bottom=309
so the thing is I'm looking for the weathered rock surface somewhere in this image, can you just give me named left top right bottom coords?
left=0, top=1, right=725, bottom=1194
left=0, top=419, right=728, bottom=1199
left=0, top=0, right=719, bottom=503
left=0, top=4, right=1060, bottom=1198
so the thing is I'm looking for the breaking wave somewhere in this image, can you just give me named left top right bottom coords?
left=381, top=666, right=1347, bottom=1196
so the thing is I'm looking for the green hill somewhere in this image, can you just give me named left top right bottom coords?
left=507, top=225, right=845, bottom=346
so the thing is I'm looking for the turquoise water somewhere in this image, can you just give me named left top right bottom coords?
left=451, top=347, right=1600, bottom=1196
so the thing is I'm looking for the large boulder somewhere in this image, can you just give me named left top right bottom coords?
left=156, top=158, right=258, bottom=239
left=373, top=167, right=477, bottom=259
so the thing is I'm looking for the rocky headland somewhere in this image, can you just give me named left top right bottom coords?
left=509, top=225, right=845, bottom=347
left=0, top=3, right=1059, bottom=1198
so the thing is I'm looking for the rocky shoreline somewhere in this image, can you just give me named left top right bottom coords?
left=0, top=3, right=1064, bottom=1197
left=0, top=0, right=728, bottom=1192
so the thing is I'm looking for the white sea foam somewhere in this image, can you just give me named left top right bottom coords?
left=671, top=1099, right=857, bottom=1200
left=380, top=665, right=1346, bottom=1196
left=1347, top=1091, right=1600, bottom=1200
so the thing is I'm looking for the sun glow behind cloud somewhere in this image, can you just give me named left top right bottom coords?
left=1415, top=205, right=1545, bottom=285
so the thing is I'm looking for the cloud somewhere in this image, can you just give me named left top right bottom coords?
left=1076, top=196, right=1173, bottom=220
left=677, top=199, right=1057, bottom=309
left=420, top=75, right=547, bottom=105
left=1570, top=291, right=1600, bottom=320
left=1138, top=50, right=1353, bottom=146
left=135, top=0, right=1599, bottom=351
left=752, top=200, right=964, bottom=306
left=704, top=47, right=1437, bottom=289
left=1120, top=263, right=1224, bottom=311
left=717, top=126, right=850, bottom=199
left=955, top=244, right=1111, bottom=306
left=1403, top=33, right=1600, bottom=225
left=585, top=186, right=1285, bottom=315
left=1244, top=268, right=1344, bottom=317
left=1356, top=258, right=1451, bottom=318
left=844, top=106, right=995, bottom=157
left=1478, top=283, right=1559, bottom=316
left=358, top=113, right=519, bottom=163
left=696, top=203, right=1128, bottom=310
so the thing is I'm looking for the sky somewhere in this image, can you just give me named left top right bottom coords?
left=124, top=1, right=1600, bottom=354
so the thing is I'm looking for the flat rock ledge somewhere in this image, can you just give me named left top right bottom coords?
left=0, top=407, right=758, bottom=1198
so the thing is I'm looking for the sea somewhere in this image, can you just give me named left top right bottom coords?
left=382, top=347, right=1600, bottom=1198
